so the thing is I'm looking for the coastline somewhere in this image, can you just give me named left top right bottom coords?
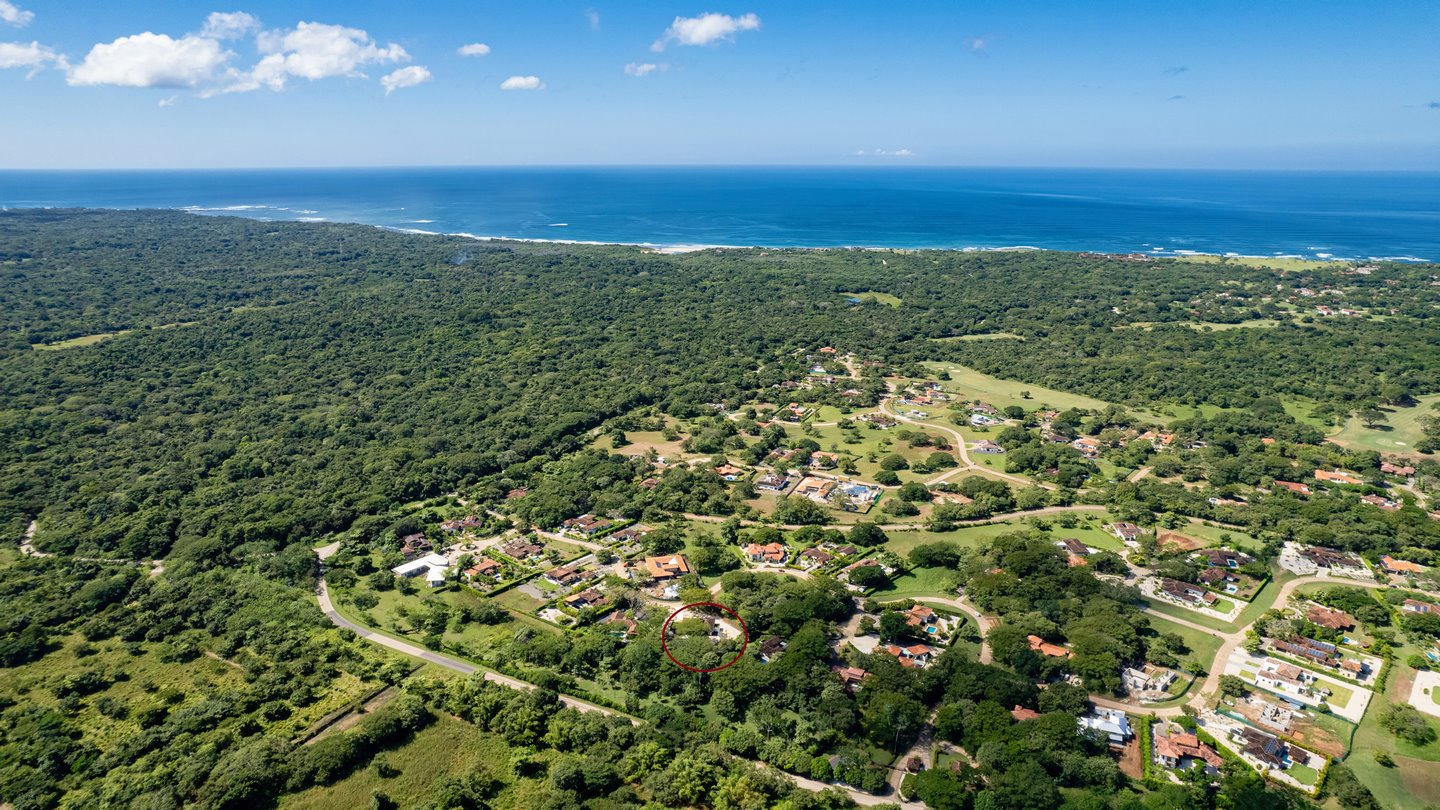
left=2, top=202, right=1431, bottom=263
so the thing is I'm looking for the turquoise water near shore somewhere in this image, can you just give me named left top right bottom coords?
left=2, top=166, right=1437, bottom=259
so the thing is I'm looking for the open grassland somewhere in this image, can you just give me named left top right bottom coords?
left=281, top=714, right=519, bottom=810
left=1346, top=646, right=1440, bottom=809
left=1170, top=254, right=1343, bottom=273
left=840, top=290, right=903, bottom=306
left=922, top=363, right=1116, bottom=414
left=1145, top=615, right=1223, bottom=672
left=1331, top=394, right=1440, bottom=455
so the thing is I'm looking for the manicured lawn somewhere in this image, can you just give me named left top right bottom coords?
left=881, top=566, right=961, bottom=600
left=1145, top=615, right=1223, bottom=673
left=1330, top=393, right=1440, bottom=455
left=1324, top=681, right=1354, bottom=708
left=1142, top=600, right=1234, bottom=631
left=1344, top=639, right=1440, bottom=809
left=1287, top=762, right=1319, bottom=785
left=280, top=714, right=518, bottom=810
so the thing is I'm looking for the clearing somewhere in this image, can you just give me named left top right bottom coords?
left=1330, top=393, right=1440, bottom=456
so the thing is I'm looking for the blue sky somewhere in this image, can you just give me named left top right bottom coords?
left=1, top=0, right=1437, bottom=169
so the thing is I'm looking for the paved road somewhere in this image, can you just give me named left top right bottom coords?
left=880, top=400, right=1052, bottom=491
left=314, top=569, right=627, bottom=719
left=680, top=503, right=1109, bottom=533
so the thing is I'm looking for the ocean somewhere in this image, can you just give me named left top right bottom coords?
left=2, top=166, right=1437, bottom=260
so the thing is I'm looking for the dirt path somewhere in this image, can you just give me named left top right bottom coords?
left=1128, top=466, right=1152, bottom=483
left=680, top=503, right=1108, bottom=533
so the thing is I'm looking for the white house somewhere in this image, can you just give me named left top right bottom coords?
left=1078, top=708, right=1132, bottom=744
left=392, top=553, right=450, bottom=587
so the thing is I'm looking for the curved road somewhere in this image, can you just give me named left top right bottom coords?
left=681, top=503, right=1109, bottom=533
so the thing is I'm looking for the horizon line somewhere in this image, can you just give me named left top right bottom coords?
left=3, top=163, right=1440, bottom=174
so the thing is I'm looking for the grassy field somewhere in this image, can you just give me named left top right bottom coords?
left=281, top=714, right=518, bottom=809
left=882, top=566, right=961, bottom=600
left=1145, top=614, right=1223, bottom=670
left=0, top=632, right=375, bottom=751
left=882, top=514, right=1117, bottom=558
left=840, top=290, right=902, bottom=307
left=32, top=330, right=133, bottom=350
left=1170, top=254, right=1343, bottom=273
left=1345, top=641, right=1440, bottom=809
left=933, top=333, right=1026, bottom=342
left=922, top=363, right=1118, bottom=415
left=1330, top=394, right=1440, bottom=455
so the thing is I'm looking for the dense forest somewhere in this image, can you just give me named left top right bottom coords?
left=4, top=210, right=1437, bottom=560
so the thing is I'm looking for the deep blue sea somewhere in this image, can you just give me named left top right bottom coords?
left=3, top=167, right=1438, bottom=260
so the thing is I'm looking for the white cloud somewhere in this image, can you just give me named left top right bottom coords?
left=0, top=1, right=34, bottom=28
left=0, top=40, right=64, bottom=75
left=381, top=64, right=430, bottom=94
left=241, top=21, right=408, bottom=92
left=859, top=148, right=914, bottom=158
left=586, top=10, right=600, bottom=29
left=201, top=12, right=259, bottom=40
left=624, top=62, right=664, bottom=77
left=652, top=12, right=759, bottom=51
left=158, top=94, right=179, bottom=107
left=499, top=74, right=542, bottom=90
left=457, top=42, right=490, bottom=57
left=68, top=32, right=231, bottom=88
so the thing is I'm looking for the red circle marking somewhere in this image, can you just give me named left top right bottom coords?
left=660, top=602, right=749, bottom=673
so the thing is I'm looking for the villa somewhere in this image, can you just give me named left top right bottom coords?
left=561, top=514, right=612, bottom=536
left=1380, top=555, right=1424, bottom=575
left=744, top=542, right=787, bottom=564
left=1314, top=469, right=1362, bottom=486
left=1306, top=604, right=1356, bottom=631
left=644, top=554, right=691, bottom=581
left=1108, top=522, right=1143, bottom=543
left=973, top=440, right=1005, bottom=454
left=462, top=557, right=504, bottom=582
left=1027, top=634, right=1073, bottom=659
left=1195, top=548, right=1253, bottom=568
left=1234, top=727, right=1290, bottom=771
left=392, top=553, right=450, bottom=588
left=1154, top=731, right=1223, bottom=770
left=1274, top=481, right=1312, bottom=495
left=1256, top=661, right=1313, bottom=695
left=1158, top=577, right=1219, bottom=608
left=1077, top=708, right=1132, bottom=744
left=798, top=547, right=835, bottom=569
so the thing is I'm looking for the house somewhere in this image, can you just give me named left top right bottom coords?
left=860, top=413, right=897, bottom=428
left=1196, top=548, right=1252, bottom=568
left=1382, top=461, right=1417, bottom=477
left=563, top=588, right=608, bottom=610
left=973, top=440, right=1005, bottom=454
left=970, top=413, right=1001, bottom=427
left=1139, top=431, right=1175, bottom=447
left=818, top=346, right=838, bottom=355
left=1314, top=469, right=1362, bottom=486
left=1403, top=599, right=1440, bottom=616
left=744, top=542, right=787, bottom=564
left=1306, top=604, right=1355, bottom=631
left=1234, top=727, right=1290, bottom=771
left=833, top=665, right=868, bottom=692
left=904, top=604, right=936, bottom=628
left=545, top=565, right=594, bottom=587
left=755, top=472, right=791, bottom=492
left=809, top=451, right=841, bottom=469
left=500, top=539, right=545, bottom=561
left=883, top=643, right=934, bottom=668
left=639, top=477, right=660, bottom=490
left=462, top=557, right=504, bottom=582
left=794, top=476, right=837, bottom=503
left=835, top=481, right=881, bottom=510
left=441, top=516, right=483, bottom=533
left=798, top=547, right=835, bottom=569
left=1058, top=537, right=1090, bottom=567
left=399, top=533, right=432, bottom=559
left=609, top=524, right=653, bottom=544
left=1274, top=480, right=1312, bottom=495
left=1123, top=664, right=1177, bottom=695
left=1198, top=567, right=1238, bottom=588
left=759, top=636, right=786, bottom=662
left=714, top=463, right=745, bottom=481
left=972, top=403, right=999, bottom=416
left=1300, top=546, right=1366, bottom=573
left=1272, top=638, right=1339, bottom=667
left=1361, top=494, right=1400, bottom=511
left=605, top=612, right=639, bottom=638
left=1077, top=708, right=1132, bottom=744
left=1256, top=661, right=1313, bottom=695
left=1011, top=705, right=1043, bottom=722
left=1027, top=634, right=1073, bottom=659
left=644, top=554, right=691, bottom=580
left=506, top=487, right=528, bottom=500
left=1339, top=659, right=1368, bottom=678
left=1072, top=437, right=1101, bottom=458
left=561, top=514, right=612, bottom=536
left=1108, top=522, right=1143, bottom=542
left=392, top=553, right=450, bottom=587
left=1154, top=732, right=1224, bottom=770
left=1158, top=577, right=1219, bottom=607
left=1380, top=555, right=1424, bottom=575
